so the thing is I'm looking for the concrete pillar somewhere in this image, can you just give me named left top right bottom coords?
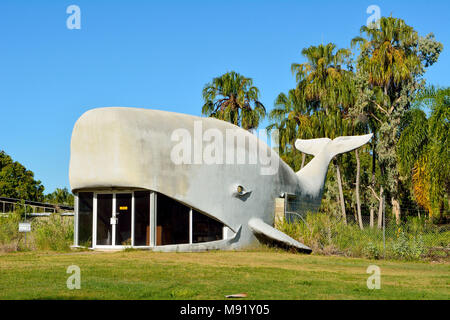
left=274, top=198, right=285, bottom=226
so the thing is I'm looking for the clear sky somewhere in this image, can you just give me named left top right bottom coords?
left=0, top=0, right=449, bottom=194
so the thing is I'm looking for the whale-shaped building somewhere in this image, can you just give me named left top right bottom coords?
left=70, top=107, right=372, bottom=252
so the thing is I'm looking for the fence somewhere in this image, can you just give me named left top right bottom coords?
left=277, top=196, right=450, bottom=260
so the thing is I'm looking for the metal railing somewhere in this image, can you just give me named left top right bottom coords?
left=0, top=196, right=74, bottom=215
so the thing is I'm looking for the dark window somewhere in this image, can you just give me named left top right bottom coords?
left=134, top=191, right=150, bottom=246
left=192, top=210, right=223, bottom=243
left=156, top=193, right=189, bottom=245
left=78, top=192, right=93, bottom=247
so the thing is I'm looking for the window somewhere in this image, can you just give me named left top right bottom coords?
left=78, top=192, right=93, bottom=247
left=134, top=191, right=150, bottom=246
left=76, top=190, right=225, bottom=248
left=192, top=210, right=223, bottom=243
left=156, top=193, right=189, bottom=245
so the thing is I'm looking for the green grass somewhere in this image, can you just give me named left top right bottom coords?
left=0, top=249, right=448, bottom=300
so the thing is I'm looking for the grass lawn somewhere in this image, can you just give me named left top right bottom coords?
left=0, top=249, right=448, bottom=300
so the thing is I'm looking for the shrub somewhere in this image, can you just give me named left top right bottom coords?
left=32, top=214, right=73, bottom=251
left=389, top=232, right=426, bottom=260
left=364, top=242, right=382, bottom=260
left=276, top=212, right=445, bottom=261
left=0, top=212, right=23, bottom=252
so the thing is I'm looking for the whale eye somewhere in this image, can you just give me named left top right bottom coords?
left=232, top=184, right=251, bottom=199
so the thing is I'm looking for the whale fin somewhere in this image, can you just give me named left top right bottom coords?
left=248, top=218, right=312, bottom=253
left=294, top=138, right=331, bottom=156
left=295, top=133, right=373, bottom=199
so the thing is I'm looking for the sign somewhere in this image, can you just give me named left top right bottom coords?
left=119, top=206, right=128, bottom=210
left=19, top=222, right=31, bottom=233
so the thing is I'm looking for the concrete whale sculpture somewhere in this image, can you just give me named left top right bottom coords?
left=69, top=107, right=372, bottom=252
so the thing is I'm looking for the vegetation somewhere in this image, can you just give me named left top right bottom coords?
left=0, top=150, right=74, bottom=207
left=0, top=212, right=22, bottom=252
left=0, top=151, right=45, bottom=201
left=0, top=213, right=73, bottom=253
left=202, top=71, right=266, bottom=130
left=44, top=187, right=74, bottom=207
left=351, top=17, right=443, bottom=223
left=397, top=86, right=450, bottom=219
left=276, top=213, right=449, bottom=261
left=263, top=16, right=447, bottom=224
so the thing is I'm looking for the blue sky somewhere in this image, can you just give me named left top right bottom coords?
left=0, top=0, right=449, bottom=193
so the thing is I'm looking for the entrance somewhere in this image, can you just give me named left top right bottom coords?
left=94, top=193, right=132, bottom=247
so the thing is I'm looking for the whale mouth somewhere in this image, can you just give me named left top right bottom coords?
left=74, top=188, right=233, bottom=249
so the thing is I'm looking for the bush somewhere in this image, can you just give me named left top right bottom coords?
left=0, top=212, right=23, bottom=252
left=276, top=212, right=448, bottom=261
left=364, top=242, right=382, bottom=260
left=389, top=232, right=426, bottom=260
left=32, top=214, right=73, bottom=251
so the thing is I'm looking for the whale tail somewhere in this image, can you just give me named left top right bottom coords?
left=295, top=133, right=373, bottom=159
left=294, top=133, right=373, bottom=198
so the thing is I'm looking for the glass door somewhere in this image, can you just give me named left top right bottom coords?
left=96, top=194, right=113, bottom=245
left=95, top=192, right=132, bottom=247
left=115, top=193, right=132, bottom=246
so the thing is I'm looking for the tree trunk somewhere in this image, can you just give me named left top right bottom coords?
left=355, top=149, right=363, bottom=230
left=370, top=207, right=374, bottom=228
left=377, top=186, right=384, bottom=229
left=334, top=159, right=347, bottom=225
left=371, top=131, right=378, bottom=229
left=392, top=198, right=401, bottom=224
left=300, top=153, right=306, bottom=169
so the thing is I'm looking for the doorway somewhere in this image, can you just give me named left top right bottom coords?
left=94, top=192, right=132, bottom=247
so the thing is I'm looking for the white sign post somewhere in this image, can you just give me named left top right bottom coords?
left=19, top=222, right=31, bottom=248
left=19, top=222, right=31, bottom=233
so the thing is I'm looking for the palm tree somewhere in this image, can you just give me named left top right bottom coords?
left=267, top=88, right=313, bottom=169
left=45, top=187, right=74, bottom=206
left=202, top=71, right=266, bottom=130
left=398, top=86, right=449, bottom=220
left=351, top=17, right=420, bottom=95
left=291, top=43, right=353, bottom=114
left=351, top=16, right=425, bottom=224
left=291, top=43, right=354, bottom=223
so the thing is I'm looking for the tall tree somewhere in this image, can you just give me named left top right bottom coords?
left=398, top=86, right=449, bottom=220
left=267, top=88, right=313, bottom=170
left=291, top=43, right=355, bottom=223
left=351, top=17, right=443, bottom=224
left=0, top=151, right=45, bottom=201
left=202, top=71, right=265, bottom=130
